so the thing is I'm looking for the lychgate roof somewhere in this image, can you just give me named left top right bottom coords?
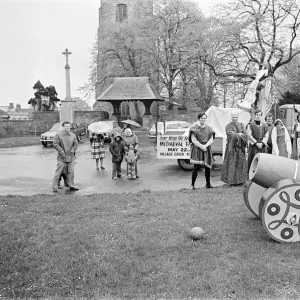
left=97, top=77, right=164, bottom=102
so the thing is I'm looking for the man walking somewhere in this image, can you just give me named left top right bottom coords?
left=52, top=121, right=79, bottom=192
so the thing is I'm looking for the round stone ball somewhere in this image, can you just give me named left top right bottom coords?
left=190, top=227, right=205, bottom=240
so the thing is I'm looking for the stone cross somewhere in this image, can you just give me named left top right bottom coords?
left=62, top=48, right=72, bottom=100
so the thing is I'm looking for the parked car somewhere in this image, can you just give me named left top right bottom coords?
left=88, top=120, right=122, bottom=142
left=148, top=121, right=191, bottom=138
left=40, top=122, right=86, bottom=147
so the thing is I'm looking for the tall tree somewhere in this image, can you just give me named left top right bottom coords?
left=146, top=0, right=203, bottom=109
left=28, top=80, right=60, bottom=111
left=199, top=0, right=300, bottom=97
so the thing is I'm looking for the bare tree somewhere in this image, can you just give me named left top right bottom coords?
left=145, top=0, right=203, bottom=109
left=200, top=0, right=300, bottom=86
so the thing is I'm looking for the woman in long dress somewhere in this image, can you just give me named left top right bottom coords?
left=291, top=114, right=300, bottom=160
left=221, top=112, right=248, bottom=186
left=271, top=119, right=292, bottom=158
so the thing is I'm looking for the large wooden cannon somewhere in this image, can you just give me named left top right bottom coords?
left=243, top=153, right=300, bottom=243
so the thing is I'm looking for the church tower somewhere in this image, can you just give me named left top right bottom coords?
left=95, top=0, right=153, bottom=100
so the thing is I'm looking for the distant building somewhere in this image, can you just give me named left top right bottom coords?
left=0, top=109, right=9, bottom=119
left=0, top=103, right=15, bottom=113
left=0, top=103, right=33, bottom=120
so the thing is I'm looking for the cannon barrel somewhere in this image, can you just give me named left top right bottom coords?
left=249, top=153, right=300, bottom=188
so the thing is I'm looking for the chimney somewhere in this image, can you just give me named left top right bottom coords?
left=16, top=104, right=21, bottom=111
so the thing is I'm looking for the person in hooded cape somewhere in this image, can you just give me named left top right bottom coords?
left=109, top=132, right=125, bottom=180
left=271, top=119, right=292, bottom=158
left=291, top=113, right=300, bottom=160
left=122, top=128, right=140, bottom=178
left=188, top=112, right=215, bottom=189
left=221, top=111, right=248, bottom=186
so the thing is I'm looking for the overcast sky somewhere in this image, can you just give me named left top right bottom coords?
left=0, top=0, right=224, bottom=109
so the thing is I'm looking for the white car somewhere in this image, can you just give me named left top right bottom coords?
left=40, top=122, right=85, bottom=147
left=40, top=123, right=64, bottom=147
left=148, top=121, right=191, bottom=138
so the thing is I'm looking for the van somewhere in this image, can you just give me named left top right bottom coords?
left=148, top=121, right=190, bottom=138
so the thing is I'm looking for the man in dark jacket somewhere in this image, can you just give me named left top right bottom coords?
left=265, top=113, right=274, bottom=154
left=109, top=132, right=125, bottom=179
left=52, top=121, right=79, bottom=192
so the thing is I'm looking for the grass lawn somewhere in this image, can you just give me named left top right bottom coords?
left=0, top=136, right=41, bottom=148
left=1, top=186, right=300, bottom=299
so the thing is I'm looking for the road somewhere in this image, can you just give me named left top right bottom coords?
left=0, top=134, right=224, bottom=196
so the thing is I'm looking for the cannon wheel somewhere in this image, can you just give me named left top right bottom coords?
left=261, top=179, right=300, bottom=243
left=243, top=181, right=267, bottom=219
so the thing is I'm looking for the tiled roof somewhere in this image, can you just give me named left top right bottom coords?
left=97, top=77, right=164, bottom=102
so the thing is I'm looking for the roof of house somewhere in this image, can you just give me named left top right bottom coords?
left=97, top=77, right=164, bottom=102
left=0, top=106, right=9, bottom=112
left=0, top=109, right=9, bottom=115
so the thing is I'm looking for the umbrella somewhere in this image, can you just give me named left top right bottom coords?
left=88, top=121, right=111, bottom=134
left=121, top=119, right=141, bottom=128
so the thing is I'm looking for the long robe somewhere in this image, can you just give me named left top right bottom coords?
left=221, top=122, right=248, bottom=185
left=292, top=123, right=300, bottom=160
left=247, top=121, right=268, bottom=170
left=271, top=124, right=292, bottom=158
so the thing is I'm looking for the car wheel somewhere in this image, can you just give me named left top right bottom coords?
left=177, top=159, right=194, bottom=171
left=42, top=142, right=47, bottom=147
left=77, top=135, right=81, bottom=142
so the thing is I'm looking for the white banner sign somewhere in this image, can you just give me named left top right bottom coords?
left=157, top=135, right=190, bottom=159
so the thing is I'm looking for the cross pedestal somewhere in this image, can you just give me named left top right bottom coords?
left=60, top=48, right=76, bottom=123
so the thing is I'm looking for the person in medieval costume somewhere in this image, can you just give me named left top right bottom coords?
left=221, top=111, right=248, bottom=186
left=188, top=112, right=215, bottom=189
left=246, top=109, right=269, bottom=171
left=125, top=144, right=139, bottom=180
left=237, top=63, right=274, bottom=119
left=265, top=113, right=275, bottom=154
left=271, top=119, right=292, bottom=158
left=291, top=114, right=300, bottom=160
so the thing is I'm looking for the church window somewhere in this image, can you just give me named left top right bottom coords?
left=116, top=4, right=128, bottom=22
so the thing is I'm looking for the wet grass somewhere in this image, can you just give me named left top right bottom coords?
left=1, top=187, right=300, bottom=299
left=0, top=136, right=41, bottom=148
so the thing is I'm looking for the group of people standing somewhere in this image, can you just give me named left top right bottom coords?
left=52, top=112, right=298, bottom=192
left=51, top=122, right=140, bottom=192
left=89, top=127, right=140, bottom=180
left=189, top=110, right=297, bottom=189
left=222, top=109, right=296, bottom=186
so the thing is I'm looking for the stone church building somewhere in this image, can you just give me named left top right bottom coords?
left=93, top=0, right=160, bottom=122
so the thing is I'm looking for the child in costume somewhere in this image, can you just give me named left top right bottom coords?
left=109, top=132, right=125, bottom=179
left=125, top=144, right=138, bottom=180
